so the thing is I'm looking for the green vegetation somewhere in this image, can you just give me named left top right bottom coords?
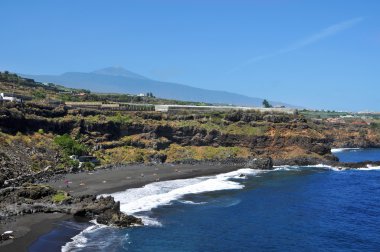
left=54, top=134, right=88, bottom=156
left=52, top=191, right=71, bottom=203
left=167, top=120, right=268, bottom=136
left=299, top=109, right=351, bottom=119
left=32, top=90, right=47, bottom=99
left=165, top=145, right=250, bottom=162
left=0, top=71, right=214, bottom=106
left=81, top=162, right=96, bottom=171
left=96, top=145, right=252, bottom=165
left=98, top=146, right=154, bottom=164
left=109, top=112, right=131, bottom=124
left=146, top=92, right=155, bottom=98
left=2, top=70, right=380, bottom=174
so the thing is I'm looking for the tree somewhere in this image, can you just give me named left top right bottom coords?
left=146, top=92, right=155, bottom=98
left=262, top=99, right=272, bottom=108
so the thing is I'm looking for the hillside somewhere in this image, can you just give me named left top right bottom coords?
left=21, top=67, right=291, bottom=107
left=1, top=71, right=380, bottom=188
left=1, top=72, right=380, bottom=241
left=0, top=71, right=211, bottom=106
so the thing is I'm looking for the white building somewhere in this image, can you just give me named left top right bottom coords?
left=154, top=104, right=296, bottom=114
left=0, top=93, right=22, bottom=103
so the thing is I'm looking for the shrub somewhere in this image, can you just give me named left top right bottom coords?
left=52, top=191, right=70, bottom=203
left=54, top=134, right=88, bottom=156
left=32, top=90, right=47, bottom=99
left=81, top=162, right=95, bottom=171
left=37, top=129, right=45, bottom=134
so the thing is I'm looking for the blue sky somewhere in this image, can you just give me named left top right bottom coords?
left=1, top=0, right=379, bottom=111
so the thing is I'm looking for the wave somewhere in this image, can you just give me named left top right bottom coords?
left=108, top=168, right=261, bottom=219
left=179, top=200, right=207, bottom=205
left=61, top=168, right=261, bottom=251
left=62, top=222, right=107, bottom=252
left=273, top=164, right=345, bottom=172
left=357, top=166, right=380, bottom=171
left=331, top=148, right=361, bottom=153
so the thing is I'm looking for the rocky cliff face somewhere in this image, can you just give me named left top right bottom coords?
left=1, top=104, right=379, bottom=185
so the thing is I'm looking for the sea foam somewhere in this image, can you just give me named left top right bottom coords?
left=61, top=168, right=260, bottom=251
left=62, top=222, right=107, bottom=252
left=109, top=168, right=260, bottom=218
left=331, top=148, right=361, bottom=153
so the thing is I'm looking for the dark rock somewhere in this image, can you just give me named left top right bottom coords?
left=148, top=153, right=167, bottom=164
left=273, top=157, right=328, bottom=166
left=111, top=213, right=143, bottom=227
left=73, top=196, right=116, bottom=218
left=245, top=157, right=273, bottom=170
left=1, top=231, right=14, bottom=241
left=96, top=209, right=143, bottom=227
left=338, top=160, right=380, bottom=169
left=16, top=185, right=56, bottom=200
left=310, top=144, right=331, bottom=155
left=225, top=111, right=242, bottom=122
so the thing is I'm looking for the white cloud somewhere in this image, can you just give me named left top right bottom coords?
left=228, top=17, right=364, bottom=73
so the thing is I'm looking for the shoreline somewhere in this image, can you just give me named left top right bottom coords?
left=2, top=157, right=380, bottom=251
left=49, top=163, right=250, bottom=196
left=0, top=213, right=71, bottom=252
left=0, top=163, right=250, bottom=252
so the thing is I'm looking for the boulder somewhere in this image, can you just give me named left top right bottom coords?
left=1, top=231, right=14, bottom=241
left=245, top=157, right=273, bottom=170
left=96, top=209, right=143, bottom=227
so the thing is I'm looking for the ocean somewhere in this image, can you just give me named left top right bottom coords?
left=29, top=149, right=380, bottom=252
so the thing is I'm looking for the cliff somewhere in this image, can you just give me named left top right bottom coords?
left=1, top=101, right=380, bottom=188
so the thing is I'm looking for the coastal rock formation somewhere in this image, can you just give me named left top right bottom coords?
left=96, top=202, right=143, bottom=227
left=1, top=97, right=380, bottom=190
left=0, top=185, right=141, bottom=228
left=245, top=157, right=273, bottom=170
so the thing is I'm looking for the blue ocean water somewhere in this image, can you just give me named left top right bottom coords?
left=332, top=148, right=380, bottom=162
left=29, top=149, right=380, bottom=252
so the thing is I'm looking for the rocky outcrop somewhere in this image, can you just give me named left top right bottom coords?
left=95, top=200, right=143, bottom=227
left=0, top=185, right=142, bottom=228
left=245, top=157, right=273, bottom=170
left=336, top=160, right=380, bottom=168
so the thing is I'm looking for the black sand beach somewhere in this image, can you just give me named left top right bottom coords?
left=0, top=213, right=71, bottom=252
left=51, top=164, right=243, bottom=196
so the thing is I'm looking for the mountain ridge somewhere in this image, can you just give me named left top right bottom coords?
left=21, top=67, right=292, bottom=107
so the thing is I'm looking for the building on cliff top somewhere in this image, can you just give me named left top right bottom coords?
left=154, top=104, right=296, bottom=114
left=0, top=92, right=23, bottom=103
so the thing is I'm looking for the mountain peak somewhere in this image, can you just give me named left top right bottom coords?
left=92, top=67, right=148, bottom=80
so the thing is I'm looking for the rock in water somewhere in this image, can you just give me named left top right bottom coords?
left=73, top=196, right=143, bottom=227
left=96, top=209, right=143, bottom=227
